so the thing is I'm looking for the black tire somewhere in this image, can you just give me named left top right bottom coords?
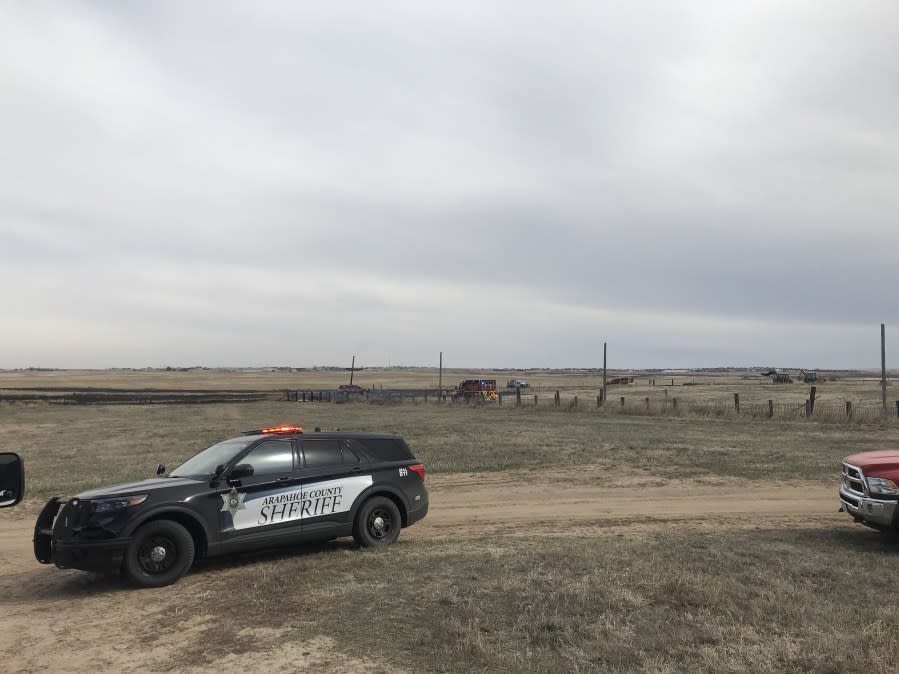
left=353, top=496, right=401, bottom=548
left=123, top=520, right=195, bottom=588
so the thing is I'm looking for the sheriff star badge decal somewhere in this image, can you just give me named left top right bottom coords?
left=221, top=487, right=247, bottom=517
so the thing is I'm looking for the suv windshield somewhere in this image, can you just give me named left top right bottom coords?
left=170, top=438, right=257, bottom=478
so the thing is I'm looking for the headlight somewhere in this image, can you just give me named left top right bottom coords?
left=866, top=478, right=899, bottom=495
left=90, top=495, right=148, bottom=513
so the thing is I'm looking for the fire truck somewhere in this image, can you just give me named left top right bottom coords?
left=453, top=379, right=499, bottom=401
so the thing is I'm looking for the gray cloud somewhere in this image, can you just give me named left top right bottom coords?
left=2, top=1, right=898, bottom=368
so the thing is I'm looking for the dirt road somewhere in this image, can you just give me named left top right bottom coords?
left=0, top=470, right=843, bottom=673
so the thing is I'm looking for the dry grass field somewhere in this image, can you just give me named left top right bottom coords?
left=2, top=368, right=899, bottom=672
left=1, top=365, right=892, bottom=403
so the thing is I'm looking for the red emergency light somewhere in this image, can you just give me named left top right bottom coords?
left=243, top=424, right=304, bottom=435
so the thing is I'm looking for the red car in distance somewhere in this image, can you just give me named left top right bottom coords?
left=338, top=384, right=369, bottom=395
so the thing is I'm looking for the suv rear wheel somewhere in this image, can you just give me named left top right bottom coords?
left=123, top=520, right=195, bottom=587
left=353, top=496, right=401, bottom=547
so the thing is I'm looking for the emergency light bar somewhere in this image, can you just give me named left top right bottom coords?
left=243, top=425, right=304, bottom=435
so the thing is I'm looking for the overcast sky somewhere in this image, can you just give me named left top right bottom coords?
left=2, top=2, right=898, bottom=369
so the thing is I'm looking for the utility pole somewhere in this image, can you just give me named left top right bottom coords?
left=438, top=351, right=443, bottom=394
left=882, top=324, right=887, bottom=412
left=602, top=342, right=607, bottom=407
left=349, top=355, right=355, bottom=385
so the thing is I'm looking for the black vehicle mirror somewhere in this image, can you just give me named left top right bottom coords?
left=0, top=452, right=24, bottom=508
left=229, top=464, right=254, bottom=480
left=156, top=463, right=166, bottom=476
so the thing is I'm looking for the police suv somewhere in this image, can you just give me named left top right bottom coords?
left=33, top=425, right=428, bottom=587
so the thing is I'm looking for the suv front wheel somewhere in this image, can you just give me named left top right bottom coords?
left=353, top=496, right=401, bottom=547
left=123, top=520, right=195, bottom=587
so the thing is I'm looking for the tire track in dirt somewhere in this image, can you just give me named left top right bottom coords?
left=0, top=472, right=844, bottom=673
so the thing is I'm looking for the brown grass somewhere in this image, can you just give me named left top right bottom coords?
left=3, top=368, right=894, bottom=425
left=5, top=369, right=899, bottom=671
left=177, top=526, right=899, bottom=673
left=9, top=399, right=899, bottom=500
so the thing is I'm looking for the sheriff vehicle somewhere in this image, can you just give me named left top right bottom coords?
left=33, top=426, right=428, bottom=587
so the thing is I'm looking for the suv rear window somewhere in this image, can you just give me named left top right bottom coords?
left=358, top=438, right=413, bottom=461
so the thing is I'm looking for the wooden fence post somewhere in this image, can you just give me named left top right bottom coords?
left=534, top=394, right=538, bottom=406
left=620, top=396, right=625, bottom=407
left=733, top=393, right=740, bottom=412
left=846, top=401, right=853, bottom=419
left=645, top=397, right=650, bottom=408
left=554, top=391, right=560, bottom=407
left=596, top=395, right=601, bottom=408
left=516, top=388, right=522, bottom=407
left=809, top=386, right=817, bottom=414
left=573, top=396, right=578, bottom=408
left=768, top=399, right=774, bottom=418
left=805, top=399, right=811, bottom=417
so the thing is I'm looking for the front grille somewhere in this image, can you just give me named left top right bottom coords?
left=840, top=493, right=859, bottom=509
left=842, top=462, right=866, bottom=496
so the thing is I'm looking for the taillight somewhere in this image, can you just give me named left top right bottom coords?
left=408, top=463, right=426, bottom=482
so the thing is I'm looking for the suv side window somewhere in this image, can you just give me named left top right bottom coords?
left=242, top=440, right=294, bottom=476
left=301, top=439, right=343, bottom=469
left=342, top=442, right=360, bottom=465
left=358, top=438, right=412, bottom=461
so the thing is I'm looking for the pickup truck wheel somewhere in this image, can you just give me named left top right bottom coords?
left=353, top=496, right=401, bottom=547
left=123, top=520, right=194, bottom=588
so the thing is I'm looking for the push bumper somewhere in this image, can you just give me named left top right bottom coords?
left=52, top=538, right=131, bottom=574
left=839, top=487, right=899, bottom=529
left=34, top=496, right=131, bottom=573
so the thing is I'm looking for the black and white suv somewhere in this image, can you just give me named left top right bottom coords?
left=33, top=425, right=428, bottom=587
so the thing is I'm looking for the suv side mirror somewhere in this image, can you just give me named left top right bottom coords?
left=156, top=463, right=166, bottom=476
left=229, top=464, right=254, bottom=480
left=0, top=452, right=24, bottom=508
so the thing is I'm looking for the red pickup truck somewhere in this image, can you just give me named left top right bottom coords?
left=839, top=450, right=899, bottom=530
